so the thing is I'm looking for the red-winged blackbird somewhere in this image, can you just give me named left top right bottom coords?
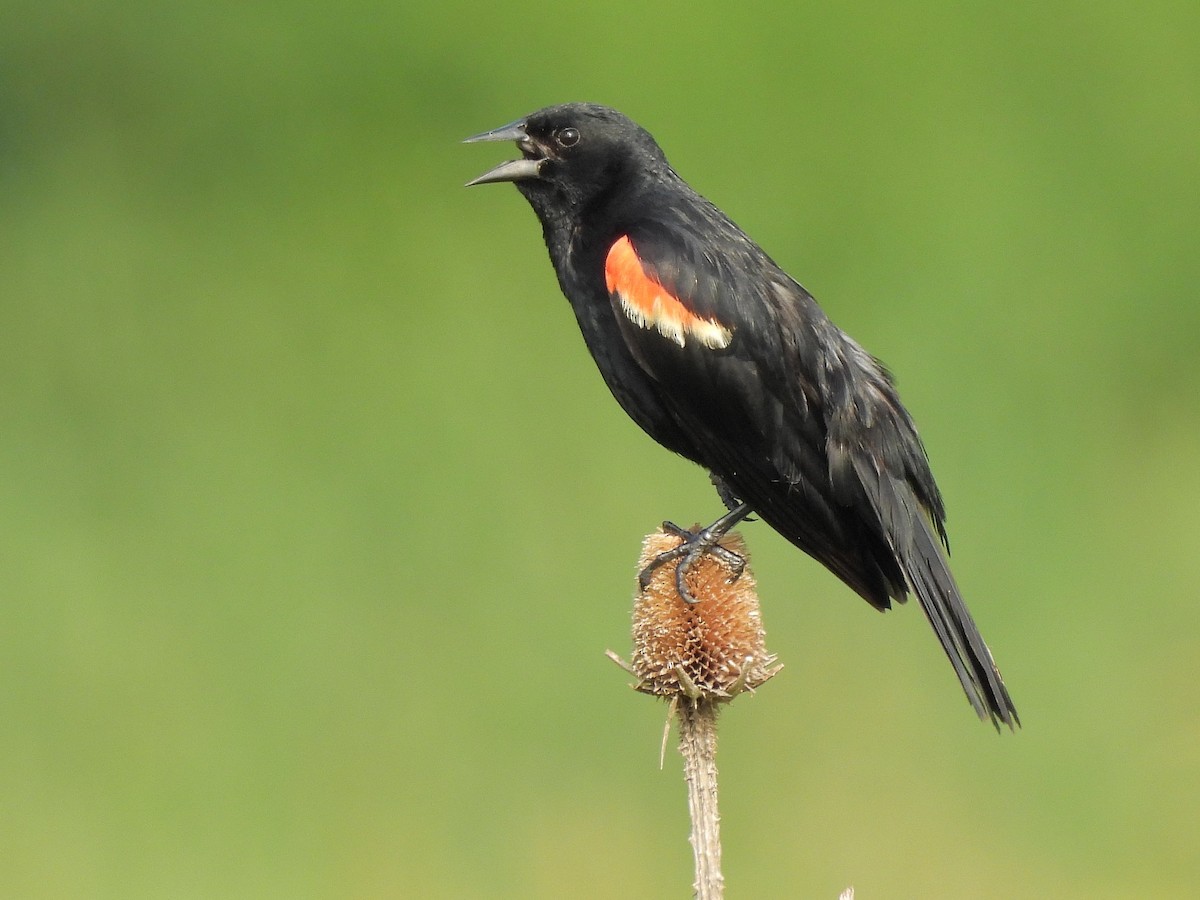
left=466, top=103, right=1017, bottom=728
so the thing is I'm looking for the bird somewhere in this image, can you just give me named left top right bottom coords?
left=465, top=103, right=1017, bottom=728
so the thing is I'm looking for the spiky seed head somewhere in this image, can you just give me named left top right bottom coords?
left=631, top=529, right=781, bottom=699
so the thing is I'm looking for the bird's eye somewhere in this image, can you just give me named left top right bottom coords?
left=554, top=127, right=580, bottom=148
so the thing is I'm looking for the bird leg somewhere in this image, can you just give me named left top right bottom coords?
left=639, top=502, right=753, bottom=604
left=710, top=473, right=756, bottom=522
left=708, top=473, right=749, bottom=513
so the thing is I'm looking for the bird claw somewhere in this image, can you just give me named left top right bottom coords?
left=638, top=519, right=747, bottom=604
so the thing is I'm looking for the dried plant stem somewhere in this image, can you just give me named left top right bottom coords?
left=677, top=696, right=723, bottom=900
left=608, top=527, right=782, bottom=900
left=612, top=528, right=854, bottom=898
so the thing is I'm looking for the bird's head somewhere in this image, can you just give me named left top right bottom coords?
left=465, top=103, right=667, bottom=215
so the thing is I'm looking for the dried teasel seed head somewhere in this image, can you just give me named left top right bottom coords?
left=630, top=528, right=781, bottom=699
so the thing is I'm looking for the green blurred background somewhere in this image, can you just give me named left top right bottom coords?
left=2, top=1, right=1197, bottom=896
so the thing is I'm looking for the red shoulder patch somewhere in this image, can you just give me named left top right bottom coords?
left=605, top=236, right=732, bottom=349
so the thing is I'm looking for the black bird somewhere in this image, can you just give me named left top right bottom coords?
left=466, top=103, right=1017, bottom=728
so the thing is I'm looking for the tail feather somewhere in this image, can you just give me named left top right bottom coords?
left=906, top=513, right=1018, bottom=728
left=859, top=465, right=1018, bottom=728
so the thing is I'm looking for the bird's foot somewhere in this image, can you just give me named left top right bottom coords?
left=638, top=520, right=747, bottom=604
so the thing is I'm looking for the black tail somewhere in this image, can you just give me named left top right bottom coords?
left=847, top=457, right=1018, bottom=729
left=901, top=513, right=1018, bottom=728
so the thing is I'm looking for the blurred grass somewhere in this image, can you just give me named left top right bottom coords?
left=1, top=0, right=1198, bottom=896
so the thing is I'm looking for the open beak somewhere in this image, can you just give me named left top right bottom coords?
left=464, top=119, right=545, bottom=186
